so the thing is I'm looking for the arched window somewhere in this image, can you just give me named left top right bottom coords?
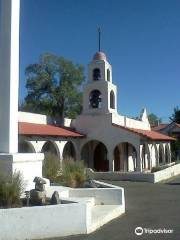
left=110, top=90, right=115, bottom=109
left=107, top=69, right=110, bottom=81
left=89, top=90, right=102, bottom=108
left=93, top=68, right=101, bottom=81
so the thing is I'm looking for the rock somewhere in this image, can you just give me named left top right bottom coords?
left=51, top=191, right=61, bottom=205
left=30, top=189, right=46, bottom=205
left=33, top=177, right=46, bottom=191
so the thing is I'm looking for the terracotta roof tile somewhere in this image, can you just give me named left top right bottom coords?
left=152, top=124, right=168, bottom=131
left=18, top=122, right=84, bottom=138
left=112, top=124, right=175, bottom=141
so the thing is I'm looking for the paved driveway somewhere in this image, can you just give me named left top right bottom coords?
left=48, top=175, right=180, bottom=240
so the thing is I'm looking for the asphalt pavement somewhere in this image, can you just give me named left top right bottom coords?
left=46, top=175, right=180, bottom=240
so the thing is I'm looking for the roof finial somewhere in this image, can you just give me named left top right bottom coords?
left=98, top=27, right=101, bottom=52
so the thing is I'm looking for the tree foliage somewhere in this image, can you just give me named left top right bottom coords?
left=170, top=106, right=180, bottom=123
left=21, top=53, right=85, bottom=119
left=148, top=113, right=162, bottom=126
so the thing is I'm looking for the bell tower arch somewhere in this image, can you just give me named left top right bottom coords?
left=83, top=51, right=117, bottom=115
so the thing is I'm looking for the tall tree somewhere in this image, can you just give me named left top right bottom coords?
left=148, top=113, right=162, bottom=126
left=21, top=53, right=85, bottom=119
left=170, top=106, right=180, bottom=123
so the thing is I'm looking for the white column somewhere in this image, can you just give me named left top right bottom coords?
left=136, top=145, right=142, bottom=172
left=0, top=0, right=20, bottom=153
left=108, top=149, right=114, bottom=172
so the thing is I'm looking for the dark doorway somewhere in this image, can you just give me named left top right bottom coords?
left=94, top=143, right=108, bottom=171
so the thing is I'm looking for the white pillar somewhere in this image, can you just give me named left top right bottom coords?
left=0, top=0, right=44, bottom=190
left=108, top=149, right=114, bottom=172
left=136, top=146, right=142, bottom=172
left=0, top=0, right=20, bottom=153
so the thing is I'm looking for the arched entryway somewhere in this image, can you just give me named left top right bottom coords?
left=18, top=140, right=35, bottom=153
left=114, top=142, right=137, bottom=172
left=81, top=140, right=108, bottom=172
left=63, top=141, right=76, bottom=160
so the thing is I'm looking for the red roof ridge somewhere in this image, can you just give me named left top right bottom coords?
left=152, top=123, right=168, bottom=131
left=112, top=123, right=175, bottom=141
left=18, top=122, right=85, bottom=138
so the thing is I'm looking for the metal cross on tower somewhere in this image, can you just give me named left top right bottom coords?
left=98, top=27, right=101, bottom=52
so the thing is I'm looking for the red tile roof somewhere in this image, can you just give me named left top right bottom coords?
left=112, top=124, right=175, bottom=141
left=152, top=124, right=168, bottom=131
left=18, top=122, right=84, bottom=138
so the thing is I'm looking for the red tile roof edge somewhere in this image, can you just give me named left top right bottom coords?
left=152, top=124, right=168, bottom=131
left=18, top=122, right=85, bottom=138
left=112, top=123, right=175, bottom=141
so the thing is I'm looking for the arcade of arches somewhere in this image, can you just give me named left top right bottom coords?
left=18, top=139, right=171, bottom=172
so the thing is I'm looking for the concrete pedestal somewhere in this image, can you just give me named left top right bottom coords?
left=0, top=153, right=44, bottom=190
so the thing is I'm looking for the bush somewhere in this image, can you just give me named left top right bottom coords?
left=0, top=171, right=24, bottom=208
left=42, top=153, right=60, bottom=182
left=58, top=158, right=86, bottom=188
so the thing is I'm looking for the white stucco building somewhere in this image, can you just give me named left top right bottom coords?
left=18, top=51, right=174, bottom=173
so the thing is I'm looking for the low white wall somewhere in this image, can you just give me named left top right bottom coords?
left=69, top=181, right=124, bottom=206
left=0, top=180, right=125, bottom=240
left=87, top=164, right=180, bottom=183
left=0, top=203, right=90, bottom=240
left=153, top=163, right=180, bottom=182
left=87, top=170, right=154, bottom=183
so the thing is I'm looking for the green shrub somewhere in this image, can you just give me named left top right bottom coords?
left=0, top=171, right=24, bottom=208
left=42, top=153, right=60, bottom=182
left=58, top=158, right=86, bottom=188
left=151, top=166, right=162, bottom=173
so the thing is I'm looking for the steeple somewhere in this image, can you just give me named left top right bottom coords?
left=82, top=34, right=118, bottom=115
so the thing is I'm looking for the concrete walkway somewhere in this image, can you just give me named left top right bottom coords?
left=47, top=175, right=180, bottom=240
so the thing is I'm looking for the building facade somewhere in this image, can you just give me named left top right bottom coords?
left=19, top=51, right=174, bottom=173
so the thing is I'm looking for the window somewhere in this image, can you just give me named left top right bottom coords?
left=93, top=68, right=101, bottom=81
left=89, top=90, right=102, bottom=108
left=110, top=90, right=115, bottom=109
left=107, top=69, right=110, bottom=81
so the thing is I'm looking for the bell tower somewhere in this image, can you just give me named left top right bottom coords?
left=83, top=50, right=117, bottom=115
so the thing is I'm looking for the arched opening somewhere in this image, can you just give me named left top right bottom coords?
left=159, top=144, right=164, bottom=165
left=63, top=141, right=76, bottom=160
left=81, top=140, right=108, bottom=172
left=165, top=144, right=170, bottom=164
left=141, top=144, right=150, bottom=170
left=41, top=141, right=59, bottom=156
left=18, top=141, right=35, bottom=153
left=114, top=142, right=137, bottom=172
left=89, top=90, right=102, bottom=109
left=94, top=143, right=108, bottom=171
left=107, top=69, right=110, bottom=81
left=93, top=68, right=101, bottom=81
left=110, top=90, right=115, bottom=109
left=41, top=141, right=60, bottom=181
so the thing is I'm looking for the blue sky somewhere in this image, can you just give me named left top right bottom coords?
left=20, top=0, right=180, bottom=122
